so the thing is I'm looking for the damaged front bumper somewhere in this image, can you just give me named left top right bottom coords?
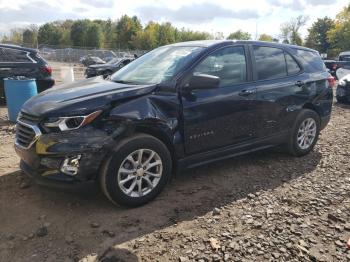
left=15, top=125, right=118, bottom=185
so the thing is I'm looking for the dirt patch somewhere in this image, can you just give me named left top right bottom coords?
left=0, top=103, right=350, bottom=262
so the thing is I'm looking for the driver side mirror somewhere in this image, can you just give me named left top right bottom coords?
left=187, top=73, right=220, bottom=90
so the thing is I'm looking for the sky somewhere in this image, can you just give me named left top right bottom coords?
left=0, top=0, right=349, bottom=39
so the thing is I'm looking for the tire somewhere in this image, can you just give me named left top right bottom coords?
left=287, top=109, right=320, bottom=157
left=100, top=133, right=172, bottom=207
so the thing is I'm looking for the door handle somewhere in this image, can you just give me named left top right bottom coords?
left=239, top=88, right=257, bottom=96
left=295, top=80, right=305, bottom=87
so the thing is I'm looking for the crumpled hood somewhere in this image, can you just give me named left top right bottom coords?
left=88, top=64, right=112, bottom=70
left=21, top=76, right=156, bottom=117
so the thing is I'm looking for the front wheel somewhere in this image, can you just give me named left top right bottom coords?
left=100, top=134, right=172, bottom=207
left=287, top=109, right=320, bottom=157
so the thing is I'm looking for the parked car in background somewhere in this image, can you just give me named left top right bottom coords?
left=80, top=56, right=105, bottom=67
left=15, top=40, right=333, bottom=207
left=324, top=51, right=350, bottom=79
left=0, top=44, right=55, bottom=103
left=336, top=74, right=350, bottom=103
left=85, top=57, right=134, bottom=78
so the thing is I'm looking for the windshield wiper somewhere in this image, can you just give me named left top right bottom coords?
left=112, top=79, right=140, bottom=85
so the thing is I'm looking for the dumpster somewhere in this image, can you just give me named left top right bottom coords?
left=4, top=78, right=38, bottom=122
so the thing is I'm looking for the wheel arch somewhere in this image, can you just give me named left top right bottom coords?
left=302, top=103, right=321, bottom=119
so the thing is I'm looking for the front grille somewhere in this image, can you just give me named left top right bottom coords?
left=17, top=111, right=41, bottom=123
left=15, top=121, right=41, bottom=149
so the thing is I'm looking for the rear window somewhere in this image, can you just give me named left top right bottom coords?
left=295, top=49, right=326, bottom=72
left=0, top=48, right=34, bottom=63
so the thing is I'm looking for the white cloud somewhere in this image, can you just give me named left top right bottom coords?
left=0, top=0, right=348, bottom=39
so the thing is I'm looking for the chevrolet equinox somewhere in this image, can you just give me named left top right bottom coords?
left=15, top=40, right=333, bottom=206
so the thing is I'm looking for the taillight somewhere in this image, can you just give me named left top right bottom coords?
left=41, top=66, right=52, bottom=75
left=327, top=76, right=335, bottom=88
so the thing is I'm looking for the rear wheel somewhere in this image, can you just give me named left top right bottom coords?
left=100, top=134, right=172, bottom=207
left=287, top=109, right=320, bottom=156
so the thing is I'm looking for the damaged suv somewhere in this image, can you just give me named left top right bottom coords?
left=15, top=40, right=333, bottom=206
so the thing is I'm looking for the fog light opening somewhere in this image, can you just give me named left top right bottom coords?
left=60, top=155, right=81, bottom=176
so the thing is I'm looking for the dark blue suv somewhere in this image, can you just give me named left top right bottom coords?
left=14, top=40, right=333, bottom=206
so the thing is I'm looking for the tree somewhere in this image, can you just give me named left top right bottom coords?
left=227, top=30, right=251, bottom=40
left=86, top=23, right=103, bottom=48
left=157, top=22, right=176, bottom=46
left=22, top=25, right=38, bottom=47
left=280, top=15, right=308, bottom=45
left=327, top=5, right=350, bottom=56
left=305, top=17, right=334, bottom=54
left=70, top=20, right=90, bottom=47
left=38, top=23, right=61, bottom=45
left=131, top=21, right=159, bottom=50
left=258, top=33, right=273, bottom=42
left=115, top=15, right=142, bottom=49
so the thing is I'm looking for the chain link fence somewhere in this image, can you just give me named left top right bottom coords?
left=1, top=41, right=148, bottom=64
left=38, top=44, right=148, bottom=64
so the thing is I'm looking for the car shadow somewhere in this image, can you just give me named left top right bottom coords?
left=0, top=148, right=322, bottom=261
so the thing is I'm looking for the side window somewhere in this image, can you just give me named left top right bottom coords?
left=285, top=53, right=301, bottom=75
left=0, top=48, right=32, bottom=63
left=295, top=49, right=326, bottom=72
left=193, top=46, right=247, bottom=87
left=0, top=48, right=5, bottom=62
left=253, top=46, right=287, bottom=80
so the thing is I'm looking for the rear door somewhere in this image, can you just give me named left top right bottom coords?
left=250, top=44, right=306, bottom=139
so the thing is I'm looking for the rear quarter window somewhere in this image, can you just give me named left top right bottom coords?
left=294, top=49, right=326, bottom=72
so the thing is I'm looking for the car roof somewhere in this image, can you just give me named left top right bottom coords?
left=0, top=44, right=37, bottom=53
left=168, top=40, right=317, bottom=52
left=339, top=51, right=350, bottom=56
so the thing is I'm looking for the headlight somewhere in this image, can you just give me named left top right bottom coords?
left=43, top=110, right=102, bottom=131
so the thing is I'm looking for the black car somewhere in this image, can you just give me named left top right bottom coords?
left=15, top=40, right=333, bottom=207
left=80, top=56, right=105, bottom=67
left=336, top=74, right=350, bottom=103
left=0, top=44, right=55, bottom=103
left=85, top=57, right=133, bottom=78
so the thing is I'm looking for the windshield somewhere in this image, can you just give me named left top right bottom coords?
left=339, top=55, right=350, bottom=61
left=107, top=58, right=122, bottom=65
left=111, top=46, right=204, bottom=84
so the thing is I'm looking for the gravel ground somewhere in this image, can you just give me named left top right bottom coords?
left=0, top=98, right=349, bottom=261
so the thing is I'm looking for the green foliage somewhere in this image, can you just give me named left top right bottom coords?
left=22, top=25, right=38, bottom=47
left=258, top=34, right=273, bottom=42
left=38, top=23, right=62, bottom=45
left=305, top=17, right=334, bottom=54
left=327, top=5, right=350, bottom=55
left=280, top=15, right=308, bottom=45
left=86, top=23, right=103, bottom=48
left=227, top=30, right=251, bottom=40
left=115, top=15, right=142, bottom=49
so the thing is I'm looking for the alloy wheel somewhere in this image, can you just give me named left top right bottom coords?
left=117, top=149, right=163, bottom=198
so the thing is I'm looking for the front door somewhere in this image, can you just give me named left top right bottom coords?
left=181, top=45, right=258, bottom=155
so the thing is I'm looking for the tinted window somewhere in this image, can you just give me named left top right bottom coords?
left=295, top=49, right=326, bottom=72
left=0, top=48, right=32, bottom=63
left=339, top=55, right=350, bottom=61
left=193, top=46, right=247, bottom=87
left=253, top=46, right=287, bottom=80
left=285, top=53, right=301, bottom=75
